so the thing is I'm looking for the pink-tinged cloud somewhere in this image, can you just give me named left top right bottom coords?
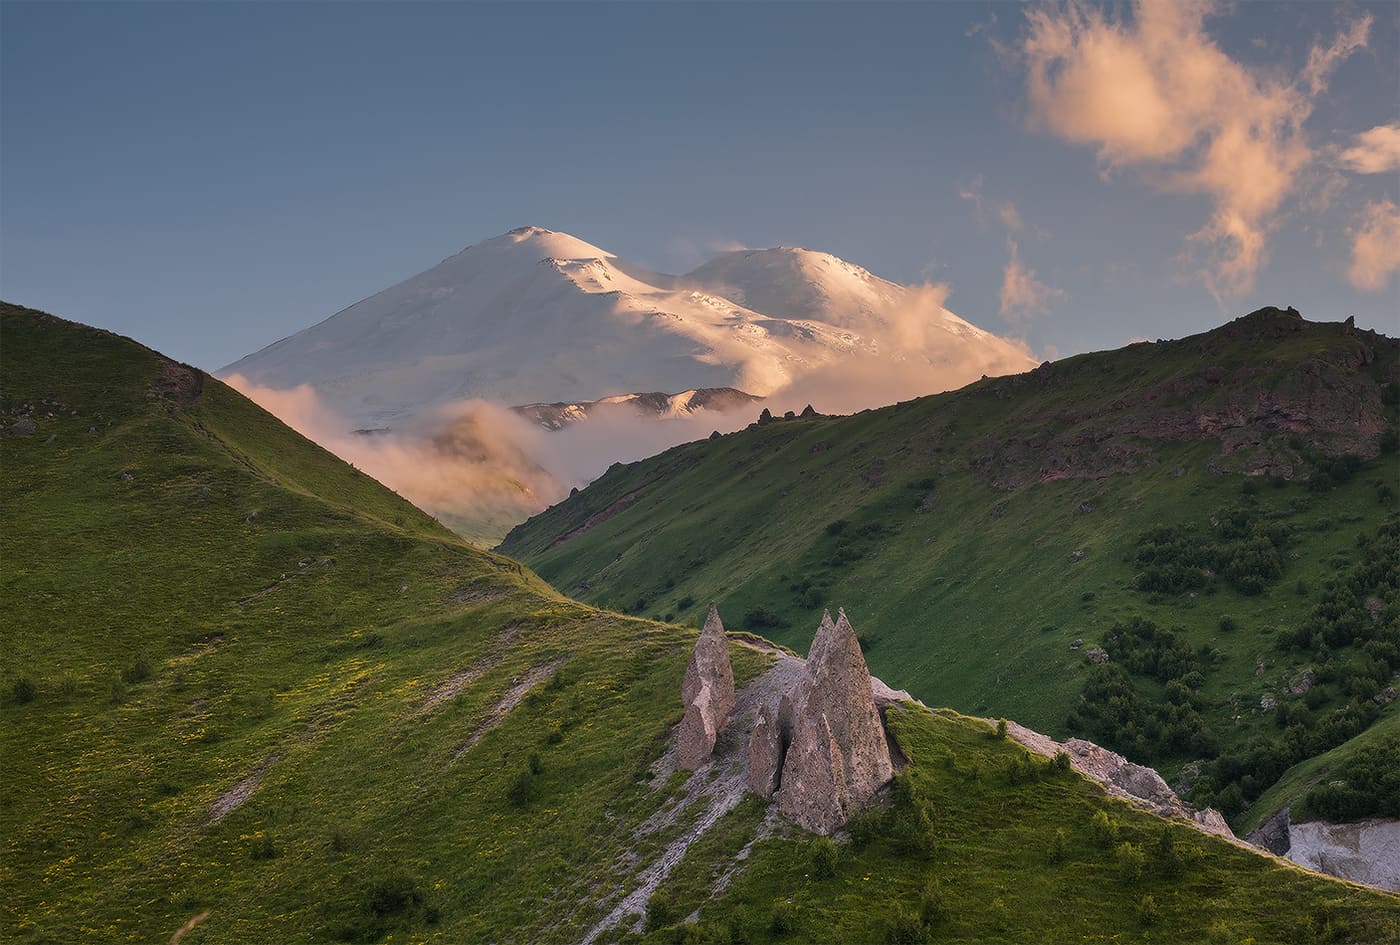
left=1338, top=123, right=1400, bottom=175
left=1348, top=200, right=1400, bottom=293
left=1019, top=0, right=1371, bottom=300
left=999, top=238, right=1064, bottom=322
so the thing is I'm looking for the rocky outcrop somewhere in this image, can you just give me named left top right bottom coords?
left=747, top=702, right=783, bottom=796
left=1287, top=818, right=1400, bottom=892
left=677, top=605, right=736, bottom=771
left=748, top=609, right=894, bottom=834
left=1005, top=722, right=1236, bottom=842
left=1247, top=806, right=1292, bottom=856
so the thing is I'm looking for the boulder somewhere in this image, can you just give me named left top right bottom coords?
left=677, top=605, right=735, bottom=771
left=9, top=418, right=36, bottom=437
left=775, top=610, right=893, bottom=833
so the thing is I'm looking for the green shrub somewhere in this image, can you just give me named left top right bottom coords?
left=1116, top=841, right=1146, bottom=884
left=885, top=904, right=928, bottom=944
left=677, top=595, right=696, bottom=610
left=366, top=872, right=421, bottom=916
left=249, top=833, right=278, bottom=860
left=1090, top=810, right=1117, bottom=846
left=1219, top=615, right=1238, bottom=632
left=545, top=726, right=564, bottom=745
left=769, top=898, right=797, bottom=935
left=528, top=752, right=543, bottom=775
left=1139, top=894, right=1160, bottom=926
left=918, top=879, right=947, bottom=926
left=1051, top=751, right=1072, bottom=774
left=810, top=836, right=839, bottom=879
left=995, top=718, right=1008, bottom=739
left=645, top=892, right=678, bottom=931
left=58, top=674, right=78, bottom=700
left=1049, top=828, right=1068, bottom=864
left=11, top=676, right=36, bottom=704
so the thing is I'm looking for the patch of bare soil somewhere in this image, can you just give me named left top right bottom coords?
left=209, top=755, right=279, bottom=823
left=169, top=910, right=210, bottom=944
left=451, top=658, right=565, bottom=762
left=418, top=626, right=522, bottom=716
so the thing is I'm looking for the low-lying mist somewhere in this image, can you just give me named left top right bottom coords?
left=223, top=318, right=1034, bottom=542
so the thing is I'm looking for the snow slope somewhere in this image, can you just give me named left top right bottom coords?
left=222, top=226, right=1035, bottom=427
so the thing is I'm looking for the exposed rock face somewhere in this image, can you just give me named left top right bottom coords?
left=677, top=605, right=735, bottom=771
left=766, top=610, right=894, bottom=834
left=1005, top=721, right=1236, bottom=842
left=747, top=702, right=783, bottom=796
left=1287, top=818, right=1400, bottom=892
left=1063, top=738, right=1179, bottom=811
left=1247, top=806, right=1292, bottom=856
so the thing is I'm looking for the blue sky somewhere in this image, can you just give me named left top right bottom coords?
left=2, top=1, right=1397, bottom=370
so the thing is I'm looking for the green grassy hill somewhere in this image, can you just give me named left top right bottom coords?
left=500, top=308, right=1400, bottom=831
left=3, top=303, right=1397, bottom=944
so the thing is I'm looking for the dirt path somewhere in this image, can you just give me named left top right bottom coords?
left=578, top=651, right=804, bottom=945
left=169, top=910, right=210, bottom=944
left=209, top=755, right=278, bottom=823
left=451, top=659, right=565, bottom=762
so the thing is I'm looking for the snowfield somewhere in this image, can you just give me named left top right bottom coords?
left=222, top=225, right=1036, bottom=428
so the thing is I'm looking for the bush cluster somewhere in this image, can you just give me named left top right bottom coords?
left=1132, top=502, right=1292, bottom=596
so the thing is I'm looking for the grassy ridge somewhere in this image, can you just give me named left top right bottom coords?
left=3, top=303, right=1397, bottom=944
left=500, top=310, right=1400, bottom=829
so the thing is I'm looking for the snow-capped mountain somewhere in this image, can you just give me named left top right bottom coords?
left=513, top=388, right=761, bottom=431
left=221, top=225, right=1035, bottom=428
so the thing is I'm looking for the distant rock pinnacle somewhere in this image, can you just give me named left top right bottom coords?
left=755, top=609, right=894, bottom=834
left=677, top=605, right=736, bottom=770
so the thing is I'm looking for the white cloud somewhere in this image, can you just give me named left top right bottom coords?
left=1017, top=0, right=1371, bottom=300
left=999, top=238, right=1064, bottom=321
left=1347, top=199, right=1400, bottom=292
left=1337, top=122, right=1400, bottom=175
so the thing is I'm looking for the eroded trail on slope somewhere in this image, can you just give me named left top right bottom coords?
left=578, top=649, right=805, bottom=944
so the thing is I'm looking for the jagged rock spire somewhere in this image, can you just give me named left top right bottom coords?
left=678, top=604, right=736, bottom=771
left=773, top=608, right=893, bottom=833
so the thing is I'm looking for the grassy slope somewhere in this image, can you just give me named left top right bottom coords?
left=500, top=312, right=1399, bottom=822
left=1241, top=711, right=1400, bottom=836
left=2, top=304, right=1396, bottom=944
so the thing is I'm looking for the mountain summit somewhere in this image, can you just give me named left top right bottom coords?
left=221, top=226, right=1035, bottom=427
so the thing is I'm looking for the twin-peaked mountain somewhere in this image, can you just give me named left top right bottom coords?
left=221, top=226, right=1034, bottom=428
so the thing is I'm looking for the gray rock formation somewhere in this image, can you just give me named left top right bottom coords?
left=1247, top=806, right=1292, bottom=855
left=767, top=609, right=894, bottom=834
left=1005, top=721, right=1236, bottom=842
left=1062, top=738, right=1179, bottom=811
left=1287, top=818, right=1400, bottom=892
left=677, top=605, right=735, bottom=771
left=747, top=702, right=783, bottom=796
